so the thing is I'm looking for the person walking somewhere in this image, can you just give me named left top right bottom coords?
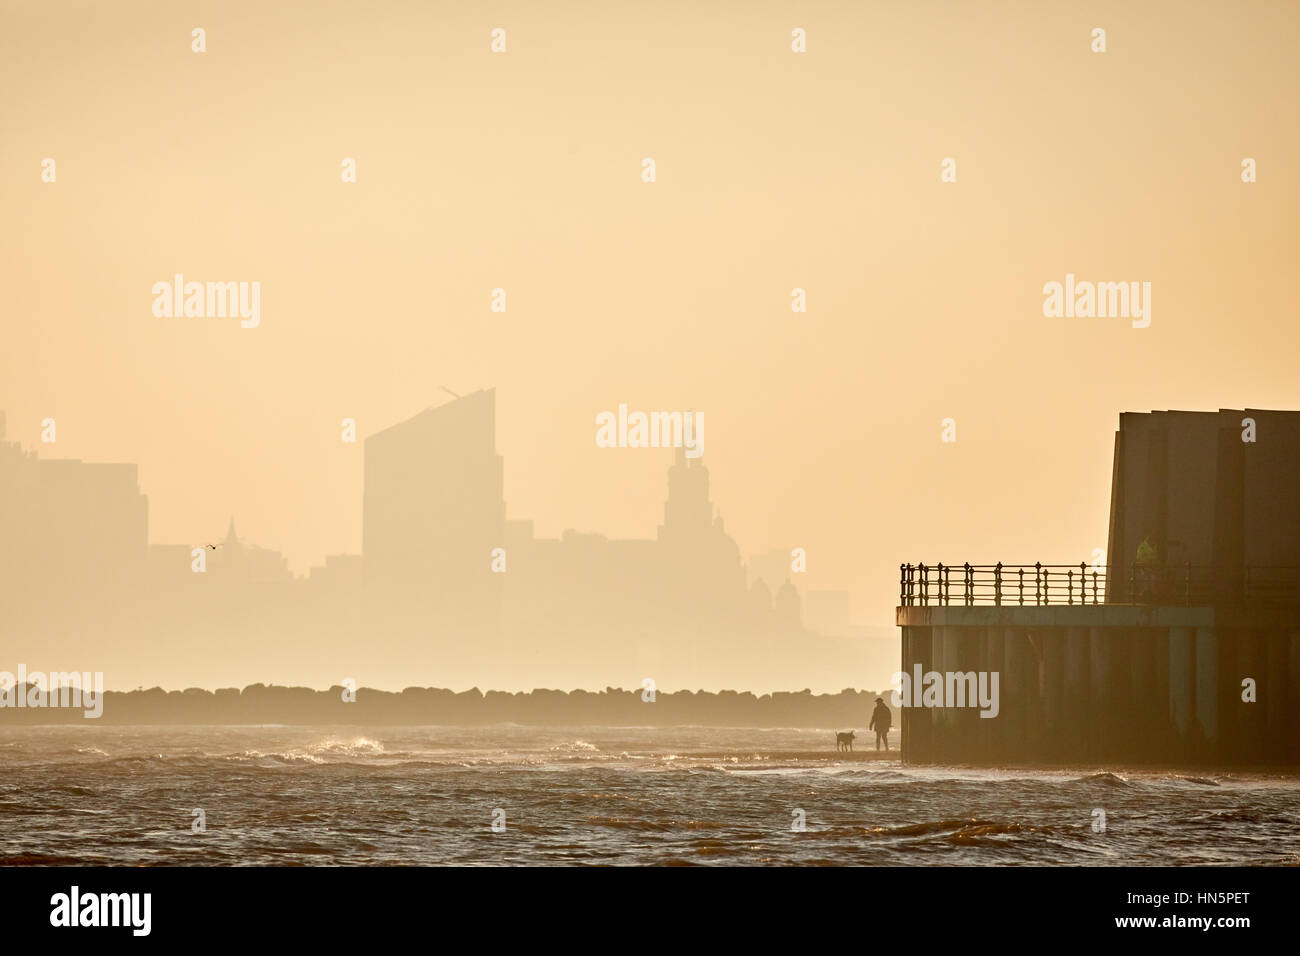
left=869, top=696, right=892, bottom=751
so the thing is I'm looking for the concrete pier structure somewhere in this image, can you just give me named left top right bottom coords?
left=894, top=409, right=1300, bottom=766
left=895, top=604, right=1300, bottom=765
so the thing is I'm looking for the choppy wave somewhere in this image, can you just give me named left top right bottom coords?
left=1073, top=771, right=1132, bottom=787
left=0, top=725, right=1296, bottom=865
left=549, top=740, right=599, bottom=753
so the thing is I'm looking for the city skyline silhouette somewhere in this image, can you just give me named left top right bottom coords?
left=0, top=395, right=891, bottom=692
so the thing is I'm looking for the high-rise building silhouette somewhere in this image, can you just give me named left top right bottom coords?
left=0, top=411, right=147, bottom=633
left=363, top=389, right=505, bottom=652
left=0, top=396, right=825, bottom=690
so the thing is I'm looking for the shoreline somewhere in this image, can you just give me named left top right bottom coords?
left=0, top=683, right=895, bottom=728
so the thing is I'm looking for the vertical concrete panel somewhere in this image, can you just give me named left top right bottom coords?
left=1040, top=630, right=1064, bottom=759
left=943, top=626, right=963, bottom=761
left=1288, top=631, right=1300, bottom=761
left=1106, top=629, right=1132, bottom=761
left=1027, top=629, right=1049, bottom=759
left=1195, top=627, right=1218, bottom=755
left=1233, top=629, right=1263, bottom=762
left=1153, top=627, right=1171, bottom=749
left=1088, top=628, right=1109, bottom=699
left=961, top=626, right=983, bottom=761
left=1002, top=628, right=1027, bottom=763
left=930, top=626, right=946, bottom=762
left=1169, top=627, right=1195, bottom=745
left=1264, top=629, right=1286, bottom=761
left=899, top=627, right=913, bottom=761
left=1088, top=627, right=1110, bottom=761
left=984, top=627, right=1004, bottom=761
left=1128, top=628, right=1157, bottom=759
left=1063, top=627, right=1089, bottom=759
left=909, top=625, right=932, bottom=763
left=901, top=626, right=930, bottom=763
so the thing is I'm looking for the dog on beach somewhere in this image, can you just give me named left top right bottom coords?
left=835, top=731, right=855, bottom=752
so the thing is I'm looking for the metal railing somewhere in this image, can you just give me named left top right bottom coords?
left=899, top=563, right=1300, bottom=607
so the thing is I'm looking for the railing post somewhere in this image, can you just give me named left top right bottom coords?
left=892, top=561, right=1264, bottom=609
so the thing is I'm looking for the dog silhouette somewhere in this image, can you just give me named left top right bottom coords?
left=835, top=731, right=855, bottom=752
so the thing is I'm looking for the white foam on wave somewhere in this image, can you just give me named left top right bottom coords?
left=305, top=736, right=385, bottom=757
left=549, top=740, right=599, bottom=753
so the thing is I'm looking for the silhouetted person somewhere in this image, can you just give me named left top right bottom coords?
left=869, top=696, right=891, bottom=751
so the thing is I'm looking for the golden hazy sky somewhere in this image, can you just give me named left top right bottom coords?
left=3, top=0, right=1298, bottom=629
